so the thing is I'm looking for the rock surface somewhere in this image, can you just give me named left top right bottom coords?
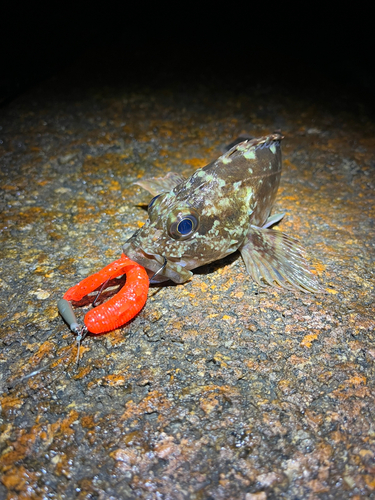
left=1, top=48, right=374, bottom=499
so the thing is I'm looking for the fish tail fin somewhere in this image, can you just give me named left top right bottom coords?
left=240, top=227, right=323, bottom=293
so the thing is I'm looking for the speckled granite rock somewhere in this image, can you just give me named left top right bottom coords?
left=1, top=52, right=374, bottom=500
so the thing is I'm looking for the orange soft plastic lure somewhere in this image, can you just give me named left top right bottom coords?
left=62, top=253, right=149, bottom=334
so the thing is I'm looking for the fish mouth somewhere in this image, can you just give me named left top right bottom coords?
left=123, top=240, right=184, bottom=283
left=123, top=242, right=165, bottom=278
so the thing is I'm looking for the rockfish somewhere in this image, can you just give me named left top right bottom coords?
left=123, top=134, right=320, bottom=292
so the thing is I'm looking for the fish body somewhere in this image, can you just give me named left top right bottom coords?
left=123, top=134, right=320, bottom=292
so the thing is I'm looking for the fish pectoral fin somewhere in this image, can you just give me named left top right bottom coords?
left=134, top=172, right=186, bottom=196
left=240, top=227, right=323, bottom=293
left=262, top=212, right=285, bottom=229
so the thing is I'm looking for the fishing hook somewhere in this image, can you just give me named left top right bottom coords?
left=149, top=256, right=167, bottom=282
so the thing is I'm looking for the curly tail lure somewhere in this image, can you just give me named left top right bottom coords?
left=57, top=254, right=151, bottom=362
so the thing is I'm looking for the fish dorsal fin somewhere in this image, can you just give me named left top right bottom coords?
left=223, top=134, right=254, bottom=152
left=240, top=226, right=323, bottom=293
left=223, top=133, right=284, bottom=161
left=134, top=172, right=186, bottom=196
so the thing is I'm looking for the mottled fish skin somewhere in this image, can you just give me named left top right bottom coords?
left=123, top=134, right=321, bottom=292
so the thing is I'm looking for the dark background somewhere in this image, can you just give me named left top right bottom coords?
left=1, top=7, right=372, bottom=110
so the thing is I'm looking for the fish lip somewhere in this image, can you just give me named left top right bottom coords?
left=123, top=240, right=190, bottom=283
left=123, top=243, right=165, bottom=274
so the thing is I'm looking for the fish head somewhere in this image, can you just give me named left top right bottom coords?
left=123, top=186, right=241, bottom=283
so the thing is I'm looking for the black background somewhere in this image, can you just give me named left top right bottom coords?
left=1, top=6, right=373, bottom=110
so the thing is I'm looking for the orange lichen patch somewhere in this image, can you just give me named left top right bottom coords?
left=102, top=374, right=128, bottom=386
left=19, top=206, right=49, bottom=219
left=0, top=465, right=39, bottom=493
left=0, top=423, right=12, bottom=445
left=364, top=475, right=375, bottom=491
left=0, top=421, right=53, bottom=468
left=279, top=195, right=298, bottom=202
left=147, top=308, right=163, bottom=322
left=312, top=261, right=326, bottom=274
left=54, top=452, right=73, bottom=478
left=331, top=374, right=369, bottom=400
left=152, top=158, right=168, bottom=169
left=28, top=340, right=55, bottom=366
left=219, top=277, right=235, bottom=291
left=0, top=395, right=24, bottom=413
left=359, top=449, right=374, bottom=459
left=86, top=378, right=103, bottom=390
left=315, top=442, right=333, bottom=464
left=80, top=415, right=96, bottom=429
left=345, top=375, right=367, bottom=386
left=56, top=257, right=76, bottom=274
left=231, top=289, right=245, bottom=299
left=183, top=158, right=207, bottom=169
left=277, top=379, right=295, bottom=396
left=121, top=429, right=144, bottom=445
left=37, top=179, right=50, bottom=186
left=107, top=329, right=130, bottom=347
left=50, top=344, right=81, bottom=370
left=43, top=410, right=79, bottom=438
left=213, top=352, right=231, bottom=368
left=81, top=152, right=130, bottom=177
left=300, top=332, right=320, bottom=348
left=245, top=359, right=259, bottom=371
left=158, top=148, right=169, bottom=157
left=1, top=206, right=54, bottom=231
left=71, top=211, right=102, bottom=226
left=73, top=364, right=93, bottom=380
left=121, top=390, right=172, bottom=421
left=75, top=343, right=91, bottom=359
left=283, top=158, right=299, bottom=171
left=168, top=319, right=184, bottom=331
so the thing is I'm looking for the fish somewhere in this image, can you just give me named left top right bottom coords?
left=123, top=133, right=321, bottom=292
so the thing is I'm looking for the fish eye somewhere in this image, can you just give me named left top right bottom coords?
left=148, top=195, right=161, bottom=210
left=168, top=212, right=199, bottom=240
left=177, top=218, right=193, bottom=234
